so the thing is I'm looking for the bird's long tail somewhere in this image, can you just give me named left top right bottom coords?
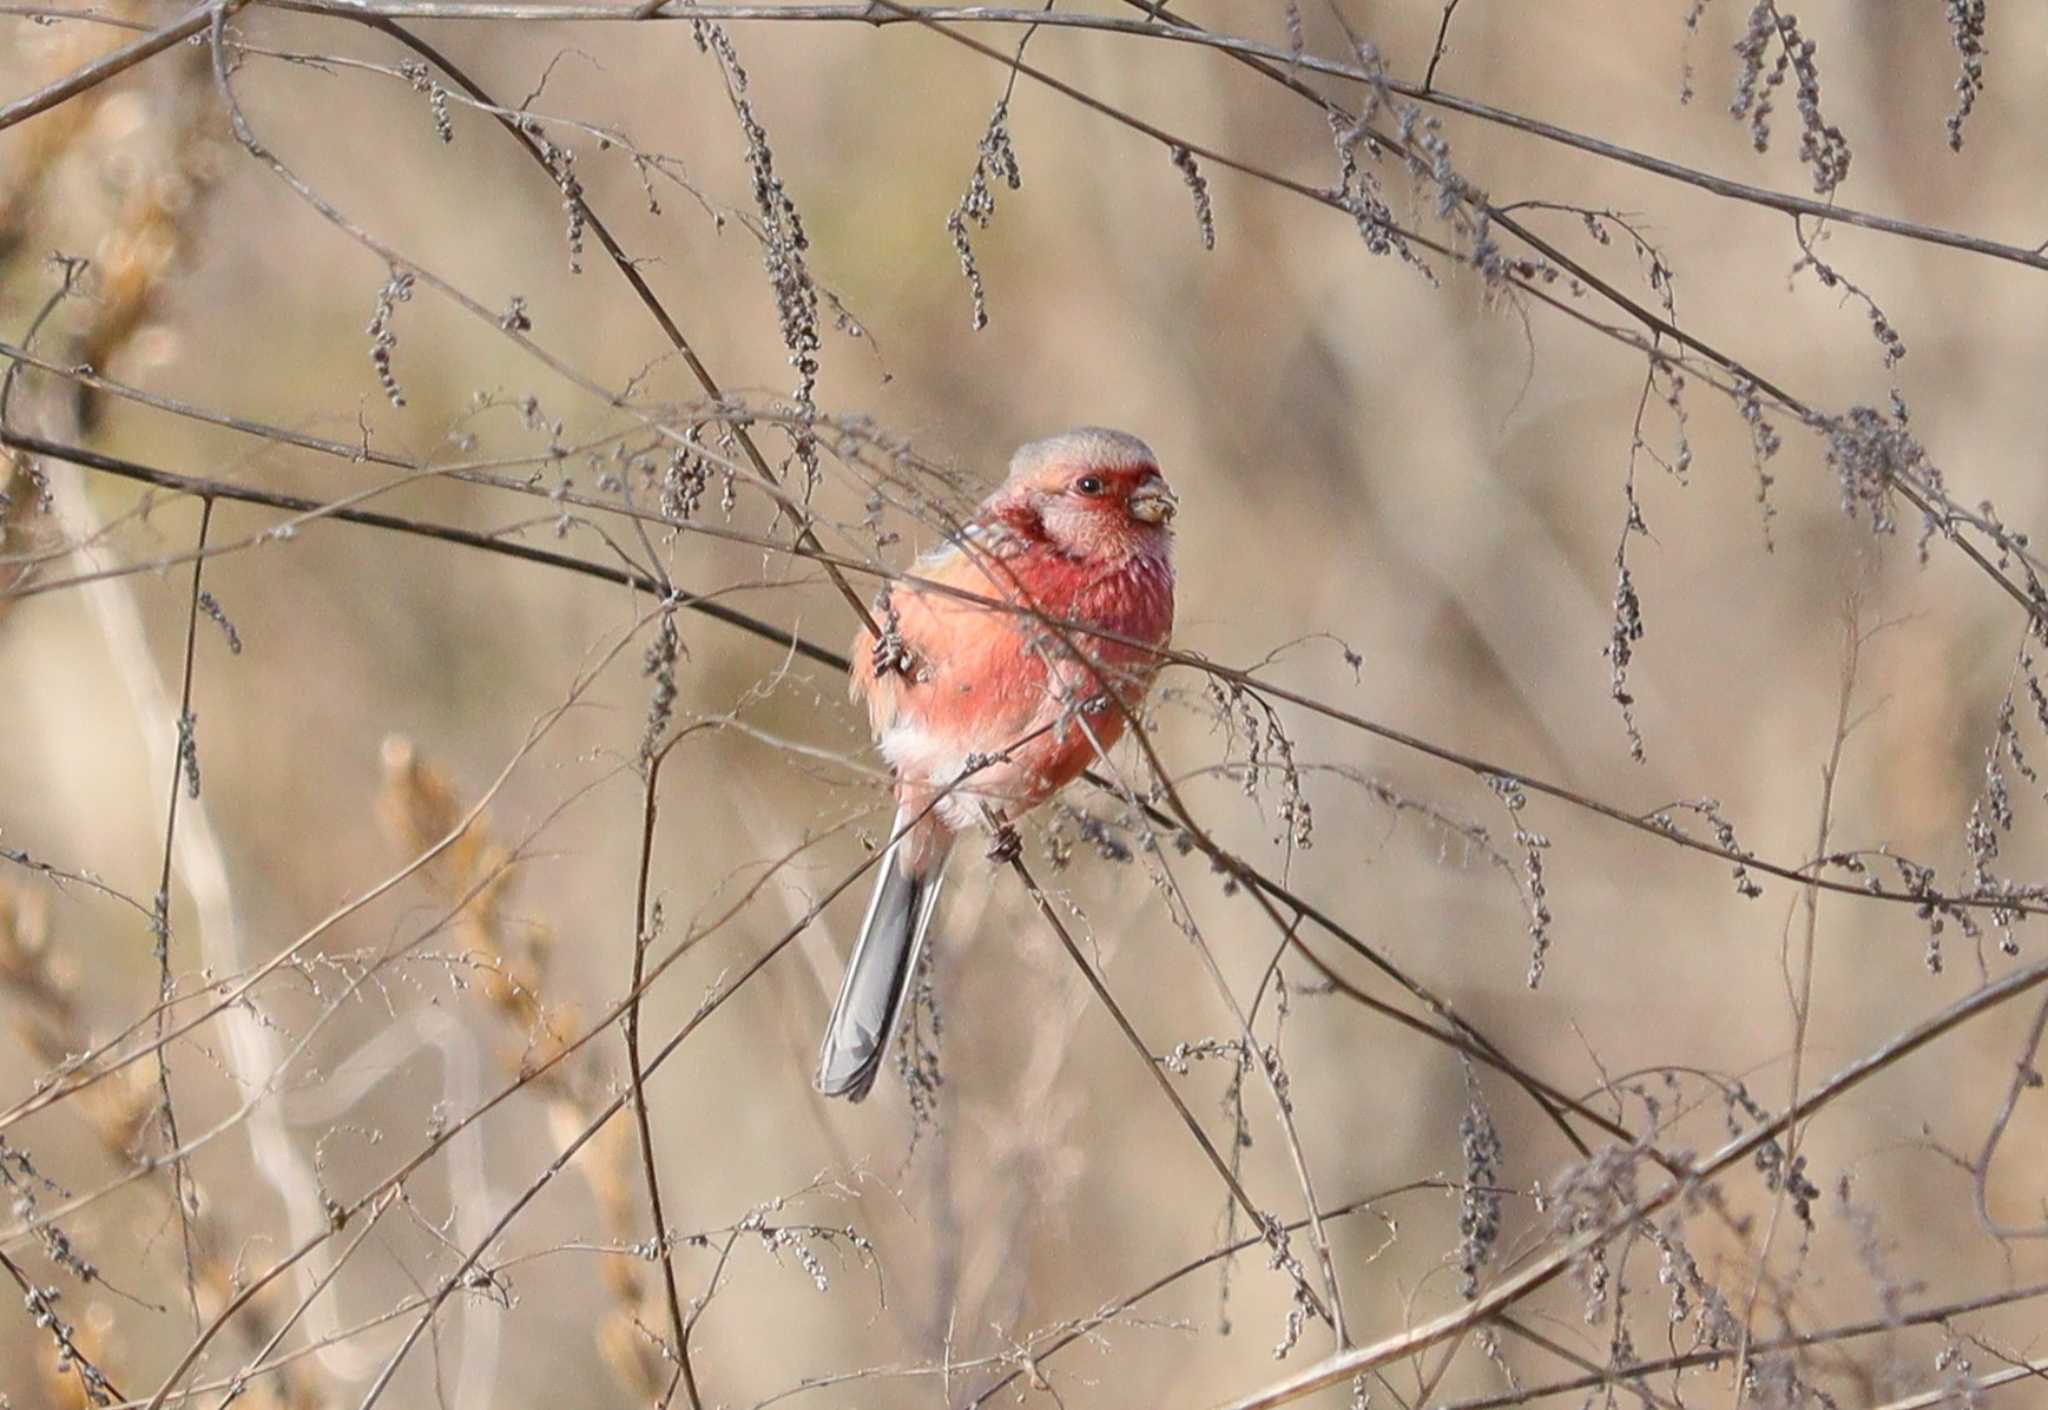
left=815, top=811, right=953, bottom=1101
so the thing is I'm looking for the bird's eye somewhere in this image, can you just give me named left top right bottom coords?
left=1073, top=475, right=1105, bottom=496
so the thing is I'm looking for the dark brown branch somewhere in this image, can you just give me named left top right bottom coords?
left=0, top=426, right=844, bottom=672
left=625, top=734, right=703, bottom=1410
left=1422, top=0, right=1463, bottom=93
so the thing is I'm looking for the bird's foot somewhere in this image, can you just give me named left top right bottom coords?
left=871, top=631, right=914, bottom=680
left=986, top=819, right=1023, bottom=865
left=870, top=596, right=919, bottom=681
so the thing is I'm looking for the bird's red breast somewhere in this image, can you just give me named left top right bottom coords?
left=850, top=430, right=1177, bottom=866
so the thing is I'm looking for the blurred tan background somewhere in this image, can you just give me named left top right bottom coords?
left=5, top=2, right=2048, bottom=1406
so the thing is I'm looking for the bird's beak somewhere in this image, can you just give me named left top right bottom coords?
left=1128, top=480, right=1178, bottom=524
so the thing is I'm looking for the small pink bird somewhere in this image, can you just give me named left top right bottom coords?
left=816, top=428, right=1179, bottom=1100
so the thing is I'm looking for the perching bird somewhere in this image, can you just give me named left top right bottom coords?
left=815, top=428, right=1179, bottom=1101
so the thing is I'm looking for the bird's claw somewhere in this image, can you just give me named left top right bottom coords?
left=986, top=821, right=1023, bottom=865
left=870, top=596, right=919, bottom=681
left=871, top=631, right=914, bottom=680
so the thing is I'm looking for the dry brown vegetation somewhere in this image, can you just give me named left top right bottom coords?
left=3, top=3, right=2048, bottom=1408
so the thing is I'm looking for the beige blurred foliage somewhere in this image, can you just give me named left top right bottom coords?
left=4, top=3, right=2048, bottom=1408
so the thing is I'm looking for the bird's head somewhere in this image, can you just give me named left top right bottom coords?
left=997, top=427, right=1177, bottom=561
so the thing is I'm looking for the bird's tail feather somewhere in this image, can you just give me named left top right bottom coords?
left=815, top=813, right=952, bottom=1101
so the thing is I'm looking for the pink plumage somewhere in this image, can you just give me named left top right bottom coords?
left=817, top=428, right=1178, bottom=1100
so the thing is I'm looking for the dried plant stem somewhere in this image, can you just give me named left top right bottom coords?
left=625, top=735, right=702, bottom=1410
left=0, top=0, right=227, bottom=132
left=12, top=413, right=1674, bottom=1235
left=1970, top=990, right=2048, bottom=1240
left=936, top=511, right=1357, bottom=1341
left=0, top=1244, right=128, bottom=1404
left=27, top=0, right=2041, bottom=636
left=200, top=8, right=884, bottom=661
left=1444, top=1272, right=2048, bottom=1409
left=998, top=842, right=1336, bottom=1332
left=1063, top=728, right=1352, bottom=1344
left=1422, top=0, right=1464, bottom=92
left=1735, top=599, right=1864, bottom=1395
left=8, top=396, right=2044, bottom=932
left=961, top=1185, right=1435, bottom=1409
left=22, top=346, right=370, bottom=1385
left=149, top=731, right=1039, bottom=1405
left=98, top=1, right=2016, bottom=279
left=152, top=494, right=213, bottom=1332
left=1864, top=1358, right=2048, bottom=1410
left=0, top=628, right=617, bottom=1147
left=134, top=622, right=669, bottom=1409
left=353, top=16, right=882, bottom=643
left=873, top=0, right=2048, bottom=641
left=32, top=413, right=2048, bottom=1262
left=346, top=847, right=892, bottom=1410
left=21, top=0, right=2042, bottom=280
left=5, top=4, right=2043, bottom=1403
left=1488, top=1313, right=1668, bottom=1410
left=10, top=357, right=1655, bottom=1185
left=0, top=428, right=843, bottom=671
left=1213, top=947, right=2048, bottom=1409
